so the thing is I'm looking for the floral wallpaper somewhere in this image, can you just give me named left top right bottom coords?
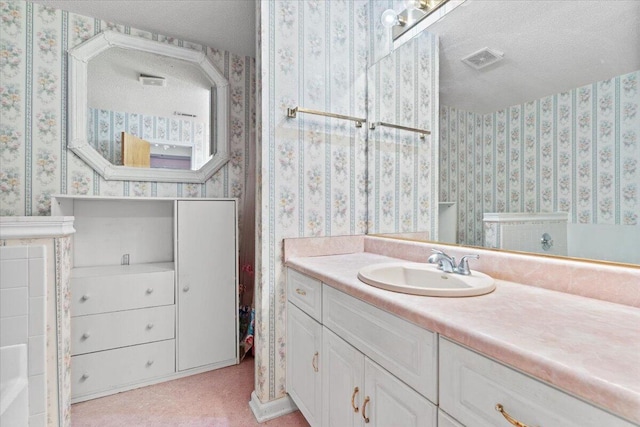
left=257, top=0, right=369, bottom=402
left=440, top=70, right=640, bottom=246
left=87, top=108, right=208, bottom=167
left=367, top=30, right=439, bottom=236
left=0, top=1, right=254, bottom=216
left=255, top=0, right=439, bottom=404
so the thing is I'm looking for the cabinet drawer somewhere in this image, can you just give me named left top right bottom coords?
left=71, top=339, right=175, bottom=398
left=71, top=305, right=175, bottom=355
left=439, top=338, right=634, bottom=427
left=323, top=285, right=437, bottom=403
left=71, top=265, right=174, bottom=316
left=287, top=269, right=322, bottom=322
left=438, top=410, right=463, bottom=427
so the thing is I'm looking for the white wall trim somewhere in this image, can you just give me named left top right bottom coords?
left=0, top=217, right=76, bottom=239
left=249, top=391, right=298, bottom=423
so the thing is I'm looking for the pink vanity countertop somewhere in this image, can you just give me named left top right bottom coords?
left=286, top=252, right=640, bottom=424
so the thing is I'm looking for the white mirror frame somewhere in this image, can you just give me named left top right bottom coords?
left=68, top=31, right=229, bottom=183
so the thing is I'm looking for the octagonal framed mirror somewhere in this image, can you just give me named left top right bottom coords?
left=68, top=31, right=229, bottom=183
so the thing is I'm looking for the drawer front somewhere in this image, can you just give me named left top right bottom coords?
left=439, top=338, right=634, bottom=427
left=323, top=285, right=437, bottom=403
left=438, top=410, right=463, bottom=427
left=71, top=339, right=175, bottom=398
left=287, top=269, right=322, bottom=322
left=71, top=305, right=175, bottom=356
left=71, top=271, right=174, bottom=316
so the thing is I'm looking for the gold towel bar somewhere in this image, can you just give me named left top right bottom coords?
left=369, top=121, right=430, bottom=139
left=286, top=107, right=366, bottom=128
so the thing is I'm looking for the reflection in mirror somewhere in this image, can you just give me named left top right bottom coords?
left=377, top=0, right=640, bottom=265
left=87, top=47, right=213, bottom=171
left=68, top=31, right=229, bottom=183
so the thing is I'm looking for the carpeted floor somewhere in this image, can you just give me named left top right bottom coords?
left=71, top=357, right=309, bottom=427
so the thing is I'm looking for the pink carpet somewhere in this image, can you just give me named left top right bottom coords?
left=71, top=357, right=309, bottom=427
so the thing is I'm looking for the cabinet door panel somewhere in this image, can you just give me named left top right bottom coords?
left=177, top=200, right=237, bottom=371
left=322, top=328, right=364, bottom=427
left=287, top=303, right=322, bottom=427
left=364, top=359, right=437, bottom=427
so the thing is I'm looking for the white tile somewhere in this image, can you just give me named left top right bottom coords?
left=0, top=246, right=28, bottom=260
left=28, top=257, right=46, bottom=297
left=28, top=373, right=46, bottom=415
left=0, top=288, right=28, bottom=317
left=28, top=245, right=46, bottom=259
left=0, top=259, right=29, bottom=288
left=28, top=335, right=45, bottom=376
left=28, top=296, right=45, bottom=336
left=29, top=412, right=46, bottom=427
left=0, top=315, right=28, bottom=346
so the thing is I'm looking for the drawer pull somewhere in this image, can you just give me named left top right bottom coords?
left=312, top=351, right=319, bottom=372
left=146, top=360, right=155, bottom=366
left=80, top=373, right=90, bottom=380
left=146, top=323, right=154, bottom=330
left=80, top=294, right=90, bottom=301
left=183, top=285, right=190, bottom=292
left=495, top=404, right=531, bottom=427
left=146, top=288, right=154, bottom=294
left=81, top=332, right=90, bottom=340
left=351, top=386, right=360, bottom=413
left=295, top=288, right=306, bottom=296
left=362, top=396, right=370, bottom=423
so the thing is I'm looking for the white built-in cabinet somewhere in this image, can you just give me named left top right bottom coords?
left=286, top=268, right=635, bottom=427
left=52, top=196, right=238, bottom=402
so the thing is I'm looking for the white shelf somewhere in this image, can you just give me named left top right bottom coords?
left=71, top=262, right=175, bottom=278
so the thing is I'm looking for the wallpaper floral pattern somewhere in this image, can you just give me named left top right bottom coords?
left=257, top=0, right=369, bottom=402
left=440, top=70, right=640, bottom=246
left=367, top=30, right=438, bottom=236
left=0, top=1, right=254, bottom=217
left=87, top=108, right=207, bottom=167
left=256, top=0, right=439, bottom=404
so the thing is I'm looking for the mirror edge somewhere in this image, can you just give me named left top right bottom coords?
left=67, top=30, right=230, bottom=184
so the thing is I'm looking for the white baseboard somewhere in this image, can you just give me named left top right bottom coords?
left=249, top=391, right=298, bottom=423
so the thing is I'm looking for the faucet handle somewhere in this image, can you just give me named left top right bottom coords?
left=457, top=254, right=479, bottom=275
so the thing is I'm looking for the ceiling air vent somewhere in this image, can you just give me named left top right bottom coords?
left=139, top=74, right=166, bottom=87
left=461, top=47, right=504, bottom=70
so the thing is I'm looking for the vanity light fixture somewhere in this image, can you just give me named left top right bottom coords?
left=381, top=0, right=451, bottom=40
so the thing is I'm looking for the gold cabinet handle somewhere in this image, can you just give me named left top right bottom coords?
left=312, top=351, right=319, bottom=372
left=351, top=387, right=360, bottom=413
left=495, top=404, right=531, bottom=427
left=295, top=288, right=306, bottom=296
left=362, top=396, right=370, bottom=423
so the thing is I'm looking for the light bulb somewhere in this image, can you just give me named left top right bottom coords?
left=381, top=9, right=399, bottom=28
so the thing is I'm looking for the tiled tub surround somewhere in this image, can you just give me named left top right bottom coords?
left=284, top=235, right=640, bottom=424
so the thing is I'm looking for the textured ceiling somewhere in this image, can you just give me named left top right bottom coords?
left=429, top=0, right=640, bottom=113
left=31, top=0, right=257, bottom=57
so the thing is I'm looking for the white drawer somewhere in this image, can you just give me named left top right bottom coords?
left=439, top=338, right=634, bottom=427
left=71, top=305, right=175, bottom=356
left=71, top=339, right=175, bottom=398
left=438, top=410, right=463, bottom=427
left=287, top=269, right=322, bottom=322
left=71, top=264, right=174, bottom=316
left=323, top=285, right=438, bottom=403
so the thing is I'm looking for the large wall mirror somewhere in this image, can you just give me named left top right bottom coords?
left=68, top=31, right=230, bottom=183
left=376, top=0, right=640, bottom=266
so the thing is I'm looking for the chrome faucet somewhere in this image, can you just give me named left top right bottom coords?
left=428, top=249, right=479, bottom=275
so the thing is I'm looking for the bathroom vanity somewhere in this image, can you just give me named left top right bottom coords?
left=284, top=237, right=639, bottom=427
left=52, top=195, right=238, bottom=402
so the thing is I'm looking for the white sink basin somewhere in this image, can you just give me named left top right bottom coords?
left=357, top=262, right=495, bottom=297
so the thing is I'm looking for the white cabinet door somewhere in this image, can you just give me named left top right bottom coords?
left=177, top=200, right=237, bottom=371
left=363, top=358, right=437, bottom=427
left=287, top=303, right=323, bottom=427
left=322, top=328, right=364, bottom=427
